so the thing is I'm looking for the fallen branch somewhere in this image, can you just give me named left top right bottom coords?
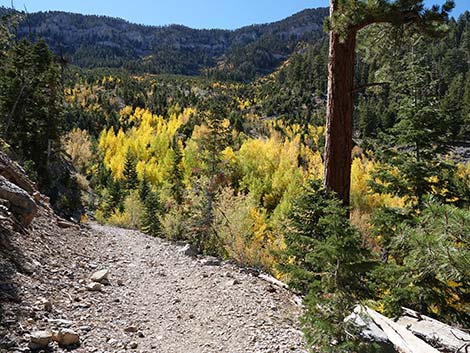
left=365, top=306, right=441, bottom=353
left=397, top=307, right=470, bottom=352
left=258, top=273, right=289, bottom=289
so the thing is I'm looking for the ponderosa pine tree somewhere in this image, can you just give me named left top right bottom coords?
left=323, top=0, right=454, bottom=206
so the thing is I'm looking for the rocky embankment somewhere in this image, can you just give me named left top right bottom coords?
left=0, top=149, right=306, bottom=353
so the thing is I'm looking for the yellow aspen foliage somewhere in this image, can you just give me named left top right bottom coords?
left=237, top=98, right=251, bottom=111
left=182, top=123, right=210, bottom=176
left=457, top=162, right=470, bottom=177
left=306, top=125, right=325, bottom=148
left=181, top=138, right=202, bottom=184
left=221, top=146, right=237, bottom=165
left=350, top=156, right=405, bottom=212
left=301, top=145, right=323, bottom=180
left=456, top=163, right=470, bottom=193
left=98, top=107, right=194, bottom=184
left=268, top=137, right=303, bottom=206
left=62, top=128, right=93, bottom=174
left=237, top=133, right=308, bottom=215
left=119, top=105, right=133, bottom=118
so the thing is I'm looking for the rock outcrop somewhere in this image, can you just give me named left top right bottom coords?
left=0, top=149, right=37, bottom=195
left=0, top=147, right=85, bottom=352
left=0, top=149, right=41, bottom=227
left=0, top=175, right=37, bottom=226
left=90, top=269, right=109, bottom=284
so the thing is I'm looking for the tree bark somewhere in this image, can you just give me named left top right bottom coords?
left=323, top=1, right=357, bottom=207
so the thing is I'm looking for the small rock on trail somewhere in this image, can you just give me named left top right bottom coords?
left=28, top=331, right=53, bottom=350
left=53, top=329, right=80, bottom=347
left=90, top=268, right=109, bottom=284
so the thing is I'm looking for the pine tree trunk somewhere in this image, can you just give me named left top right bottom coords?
left=323, top=2, right=357, bottom=207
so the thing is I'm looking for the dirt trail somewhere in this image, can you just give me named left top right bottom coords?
left=1, top=219, right=307, bottom=353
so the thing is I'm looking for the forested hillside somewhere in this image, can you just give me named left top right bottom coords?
left=0, top=7, right=327, bottom=81
left=254, top=12, right=470, bottom=142
left=1, top=2, right=470, bottom=352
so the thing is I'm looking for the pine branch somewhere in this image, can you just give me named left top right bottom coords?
left=352, top=82, right=390, bottom=93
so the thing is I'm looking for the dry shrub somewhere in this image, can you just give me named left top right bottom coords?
left=102, top=190, right=144, bottom=229
left=213, top=187, right=276, bottom=271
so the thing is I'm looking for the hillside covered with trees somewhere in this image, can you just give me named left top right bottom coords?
left=0, top=6, right=327, bottom=81
left=1, top=1, right=469, bottom=352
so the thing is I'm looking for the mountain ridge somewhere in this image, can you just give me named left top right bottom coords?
left=0, top=6, right=329, bottom=80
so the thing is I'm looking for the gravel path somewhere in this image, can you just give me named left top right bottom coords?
left=82, top=224, right=306, bottom=353
left=1, top=218, right=307, bottom=353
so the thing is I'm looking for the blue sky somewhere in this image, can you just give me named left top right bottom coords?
left=0, top=0, right=467, bottom=29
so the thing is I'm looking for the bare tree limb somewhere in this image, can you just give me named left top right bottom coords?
left=5, top=81, right=27, bottom=135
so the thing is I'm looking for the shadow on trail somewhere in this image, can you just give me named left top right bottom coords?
left=0, top=222, right=28, bottom=330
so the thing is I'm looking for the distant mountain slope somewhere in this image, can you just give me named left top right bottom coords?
left=0, top=7, right=328, bottom=80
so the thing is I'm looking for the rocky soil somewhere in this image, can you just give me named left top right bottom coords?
left=0, top=147, right=306, bottom=352
left=1, top=214, right=307, bottom=353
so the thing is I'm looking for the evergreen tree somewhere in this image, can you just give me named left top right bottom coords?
left=0, top=29, right=83, bottom=217
left=441, top=48, right=467, bottom=86
left=441, top=73, right=465, bottom=137
left=191, top=97, right=231, bottom=254
left=199, top=98, right=231, bottom=179
left=106, top=178, right=124, bottom=215
left=279, top=180, right=375, bottom=351
left=356, top=96, right=379, bottom=138
left=370, top=53, right=466, bottom=207
left=169, top=137, right=184, bottom=205
left=0, top=11, right=19, bottom=58
left=139, top=171, right=150, bottom=203
left=462, top=15, right=470, bottom=65
left=371, top=201, right=470, bottom=326
left=0, top=39, right=64, bottom=186
left=141, top=190, right=162, bottom=237
left=462, top=73, right=470, bottom=137
left=123, top=149, right=138, bottom=191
